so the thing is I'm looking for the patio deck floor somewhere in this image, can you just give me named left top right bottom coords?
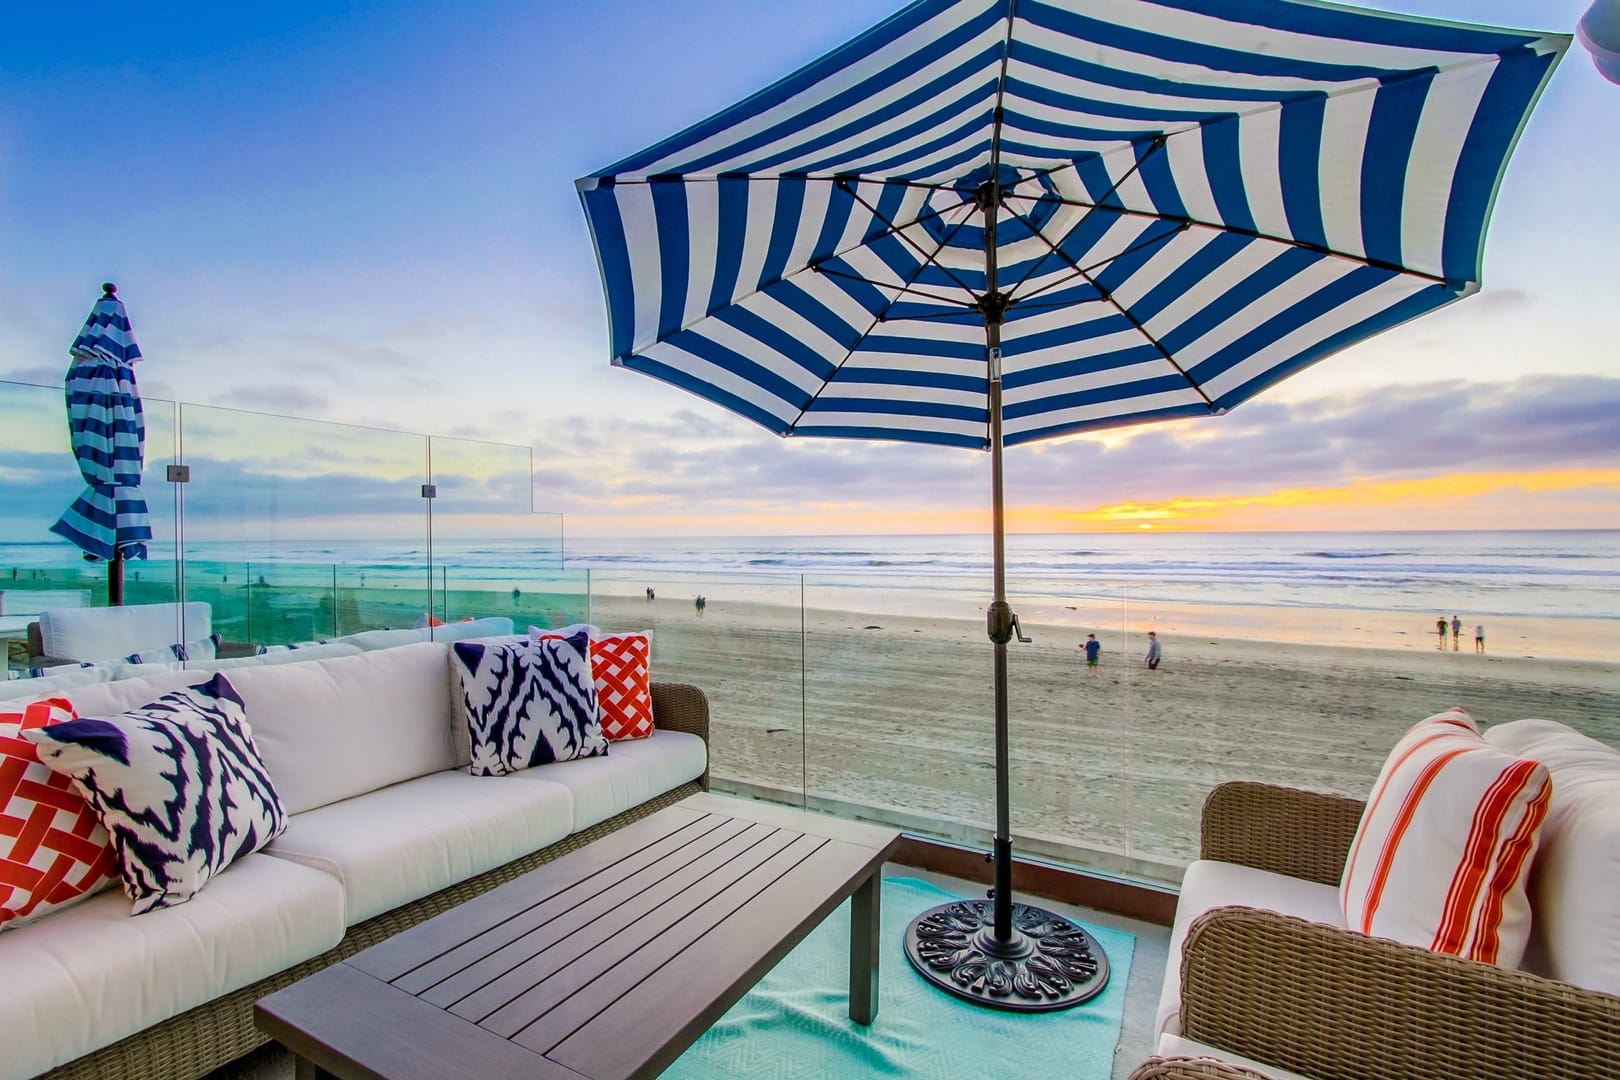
left=208, top=863, right=1171, bottom=1080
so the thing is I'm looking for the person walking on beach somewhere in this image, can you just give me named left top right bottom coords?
left=1451, top=615, right=1462, bottom=651
left=1436, top=617, right=1448, bottom=649
left=1475, top=624, right=1485, bottom=653
left=1081, top=633, right=1100, bottom=674
left=1145, top=631, right=1161, bottom=671
left=695, top=594, right=706, bottom=616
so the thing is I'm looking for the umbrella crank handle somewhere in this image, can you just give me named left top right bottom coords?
left=986, top=603, right=1033, bottom=645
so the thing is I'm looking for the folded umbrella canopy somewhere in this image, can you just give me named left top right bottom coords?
left=578, top=0, right=1566, bottom=1011
left=49, top=283, right=152, bottom=605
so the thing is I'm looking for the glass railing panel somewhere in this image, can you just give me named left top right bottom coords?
left=426, top=436, right=564, bottom=632
left=0, top=380, right=182, bottom=676
left=1003, top=579, right=1143, bottom=878
left=800, top=572, right=995, bottom=844
left=1106, top=570, right=1620, bottom=879
left=176, top=404, right=430, bottom=654
left=436, top=567, right=588, bottom=634
left=587, top=569, right=806, bottom=806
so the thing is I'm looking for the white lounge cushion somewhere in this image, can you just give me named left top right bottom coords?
left=38, top=602, right=210, bottom=663
left=1485, top=718, right=1620, bottom=995
left=429, top=616, right=515, bottom=643
left=1158, top=859, right=1344, bottom=1038
left=223, top=642, right=457, bottom=815
left=514, top=729, right=706, bottom=830
left=265, top=769, right=574, bottom=925
left=1155, top=1034, right=1317, bottom=1080
left=333, top=627, right=433, bottom=651
left=0, top=853, right=343, bottom=1080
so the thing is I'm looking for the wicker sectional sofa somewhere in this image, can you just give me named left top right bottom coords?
left=2, top=637, right=710, bottom=1080
left=1149, top=719, right=1620, bottom=1080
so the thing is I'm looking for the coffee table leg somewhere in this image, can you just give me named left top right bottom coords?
left=295, top=1055, right=340, bottom=1080
left=849, top=870, right=880, bottom=1024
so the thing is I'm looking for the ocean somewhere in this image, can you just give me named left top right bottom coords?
left=4, top=530, right=1616, bottom=658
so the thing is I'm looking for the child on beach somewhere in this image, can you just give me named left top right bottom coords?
left=1475, top=625, right=1485, bottom=653
left=1145, top=631, right=1161, bottom=671
left=1081, top=633, right=1100, bottom=673
left=1436, top=617, right=1447, bottom=648
left=1451, top=615, right=1462, bottom=650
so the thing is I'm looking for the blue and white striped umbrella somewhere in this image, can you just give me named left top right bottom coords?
left=579, top=0, right=1568, bottom=450
left=578, top=0, right=1571, bottom=1008
left=49, top=284, right=152, bottom=563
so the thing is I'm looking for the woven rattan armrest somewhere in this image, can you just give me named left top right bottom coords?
left=1199, top=782, right=1365, bottom=887
left=1179, top=905, right=1620, bottom=1080
left=215, top=640, right=258, bottom=660
left=1129, top=1057, right=1284, bottom=1080
left=650, top=680, right=710, bottom=788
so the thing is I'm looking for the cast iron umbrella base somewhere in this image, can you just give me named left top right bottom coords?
left=904, top=897, right=1110, bottom=1012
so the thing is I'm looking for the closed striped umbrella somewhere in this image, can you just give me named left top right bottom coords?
left=578, top=0, right=1567, bottom=1012
left=49, top=284, right=152, bottom=601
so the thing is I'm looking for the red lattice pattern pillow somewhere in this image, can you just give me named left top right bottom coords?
left=1, top=698, right=117, bottom=930
left=591, top=632, right=654, bottom=741
left=539, top=631, right=655, bottom=741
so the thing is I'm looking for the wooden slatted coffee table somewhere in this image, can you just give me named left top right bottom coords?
left=255, top=792, right=903, bottom=1080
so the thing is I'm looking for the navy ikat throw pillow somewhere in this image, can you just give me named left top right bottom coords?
left=452, top=630, right=607, bottom=776
left=22, top=672, right=287, bottom=914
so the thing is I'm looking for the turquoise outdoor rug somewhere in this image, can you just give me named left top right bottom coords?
left=663, top=876, right=1135, bottom=1079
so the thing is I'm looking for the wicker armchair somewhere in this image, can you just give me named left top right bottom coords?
left=1129, top=1057, right=1276, bottom=1080
left=1176, top=781, right=1620, bottom=1080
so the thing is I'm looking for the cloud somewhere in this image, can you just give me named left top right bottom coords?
left=1, top=367, right=65, bottom=388
left=210, top=383, right=332, bottom=416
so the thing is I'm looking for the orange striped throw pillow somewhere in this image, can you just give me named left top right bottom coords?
left=1341, top=708, right=1551, bottom=966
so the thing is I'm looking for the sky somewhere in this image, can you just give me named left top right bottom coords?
left=2, top=0, right=1618, bottom=537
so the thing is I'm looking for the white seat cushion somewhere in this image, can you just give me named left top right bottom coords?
left=224, top=642, right=458, bottom=815
left=514, top=729, right=707, bottom=830
left=1156, top=1034, right=1317, bottom=1080
left=1485, top=718, right=1620, bottom=994
left=1158, top=860, right=1345, bottom=1037
left=265, top=769, right=574, bottom=925
left=0, top=853, right=343, bottom=1080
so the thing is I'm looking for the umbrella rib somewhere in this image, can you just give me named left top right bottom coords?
left=1002, top=202, right=1215, bottom=409
left=1004, top=192, right=1453, bottom=285
left=787, top=221, right=969, bottom=432
left=834, top=179, right=982, bottom=300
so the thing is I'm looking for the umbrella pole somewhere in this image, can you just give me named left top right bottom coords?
left=900, top=179, right=1110, bottom=1012
left=108, top=549, right=125, bottom=606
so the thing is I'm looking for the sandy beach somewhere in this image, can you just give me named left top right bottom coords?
left=591, top=591, right=1620, bottom=882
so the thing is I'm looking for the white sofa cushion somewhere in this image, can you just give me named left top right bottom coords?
left=1157, top=859, right=1345, bottom=1038
left=1155, top=1034, right=1316, bottom=1080
left=264, top=769, right=574, bottom=925
left=223, top=642, right=456, bottom=815
left=0, top=852, right=343, bottom=1080
left=38, top=602, right=210, bottom=663
left=514, top=729, right=707, bottom=830
left=1485, top=718, right=1620, bottom=995
left=53, top=668, right=213, bottom=717
left=0, top=665, right=116, bottom=702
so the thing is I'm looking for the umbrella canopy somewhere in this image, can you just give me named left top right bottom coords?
left=49, top=284, right=152, bottom=585
left=577, top=0, right=1567, bottom=1012
left=579, top=0, right=1566, bottom=449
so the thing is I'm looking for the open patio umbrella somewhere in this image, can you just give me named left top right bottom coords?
left=49, top=283, right=152, bottom=605
left=578, top=0, right=1567, bottom=1011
